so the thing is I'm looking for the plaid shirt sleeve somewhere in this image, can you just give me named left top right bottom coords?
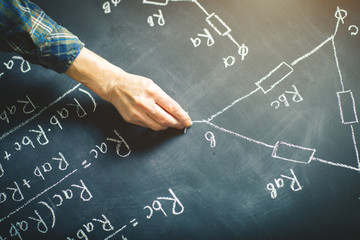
left=0, top=0, right=84, bottom=73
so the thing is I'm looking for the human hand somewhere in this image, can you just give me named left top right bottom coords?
left=66, top=48, right=192, bottom=131
left=106, top=71, right=192, bottom=131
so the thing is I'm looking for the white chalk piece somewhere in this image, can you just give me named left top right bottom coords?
left=255, top=62, right=294, bottom=94
left=337, top=90, right=358, bottom=124
left=272, top=141, right=316, bottom=164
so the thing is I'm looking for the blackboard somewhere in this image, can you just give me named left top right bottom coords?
left=1, top=0, right=360, bottom=239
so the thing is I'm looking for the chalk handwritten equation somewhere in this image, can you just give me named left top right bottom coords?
left=0, top=80, right=183, bottom=239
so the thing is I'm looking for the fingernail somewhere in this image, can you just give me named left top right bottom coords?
left=185, top=112, right=192, bottom=126
left=188, top=119, right=192, bottom=126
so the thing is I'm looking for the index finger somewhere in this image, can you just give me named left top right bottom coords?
left=154, top=88, right=192, bottom=128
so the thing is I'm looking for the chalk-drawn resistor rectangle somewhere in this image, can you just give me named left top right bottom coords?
left=143, top=0, right=168, bottom=6
left=255, top=62, right=294, bottom=94
left=272, top=141, right=316, bottom=164
left=337, top=90, right=358, bottom=125
left=206, top=13, right=231, bottom=36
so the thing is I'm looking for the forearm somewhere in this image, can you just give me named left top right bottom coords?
left=65, top=47, right=123, bottom=102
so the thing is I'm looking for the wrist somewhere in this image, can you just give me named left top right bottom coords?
left=65, top=47, right=126, bottom=102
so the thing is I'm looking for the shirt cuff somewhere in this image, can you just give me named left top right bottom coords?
left=38, top=25, right=85, bottom=73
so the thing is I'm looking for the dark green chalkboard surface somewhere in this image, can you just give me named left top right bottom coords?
left=1, top=0, right=360, bottom=239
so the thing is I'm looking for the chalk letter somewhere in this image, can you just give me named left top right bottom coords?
left=76, top=229, right=88, bottom=240
left=281, top=169, right=302, bottom=192
left=29, top=125, right=49, bottom=146
left=62, top=189, right=73, bottom=200
left=152, top=200, right=167, bottom=217
left=157, top=188, right=184, bottom=215
left=103, top=1, right=111, bottom=14
left=18, top=95, right=37, bottom=114
left=9, top=223, right=23, bottom=240
left=0, top=192, right=7, bottom=203
left=7, top=181, right=24, bottom=202
left=286, top=85, right=303, bottom=103
left=34, top=166, right=45, bottom=180
left=68, top=98, right=87, bottom=118
left=52, top=152, right=69, bottom=171
left=93, top=215, right=114, bottom=231
left=50, top=115, right=63, bottom=130
left=53, top=194, right=63, bottom=207
left=72, top=180, right=93, bottom=202
left=16, top=221, right=29, bottom=231
left=83, top=222, right=94, bottom=232
left=266, top=183, right=277, bottom=199
left=57, top=108, right=69, bottom=119
left=144, top=206, right=153, bottom=219
left=107, top=130, right=131, bottom=158
left=0, top=110, right=9, bottom=124
left=28, top=210, right=48, bottom=233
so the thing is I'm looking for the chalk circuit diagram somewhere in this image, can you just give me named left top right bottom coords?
left=0, top=2, right=359, bottom=239
left=143, top=0, right=360, bottom=172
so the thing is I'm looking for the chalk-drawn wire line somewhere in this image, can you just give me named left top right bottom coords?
left=350, top=124, right=360, bottom=169
left=202, top=121, right=275, bottom=149
left=199, top=120, right=360, bottom=172
left=191, top=7, right=359, bottom=171
left=195, top=87, right=261, bottom=123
